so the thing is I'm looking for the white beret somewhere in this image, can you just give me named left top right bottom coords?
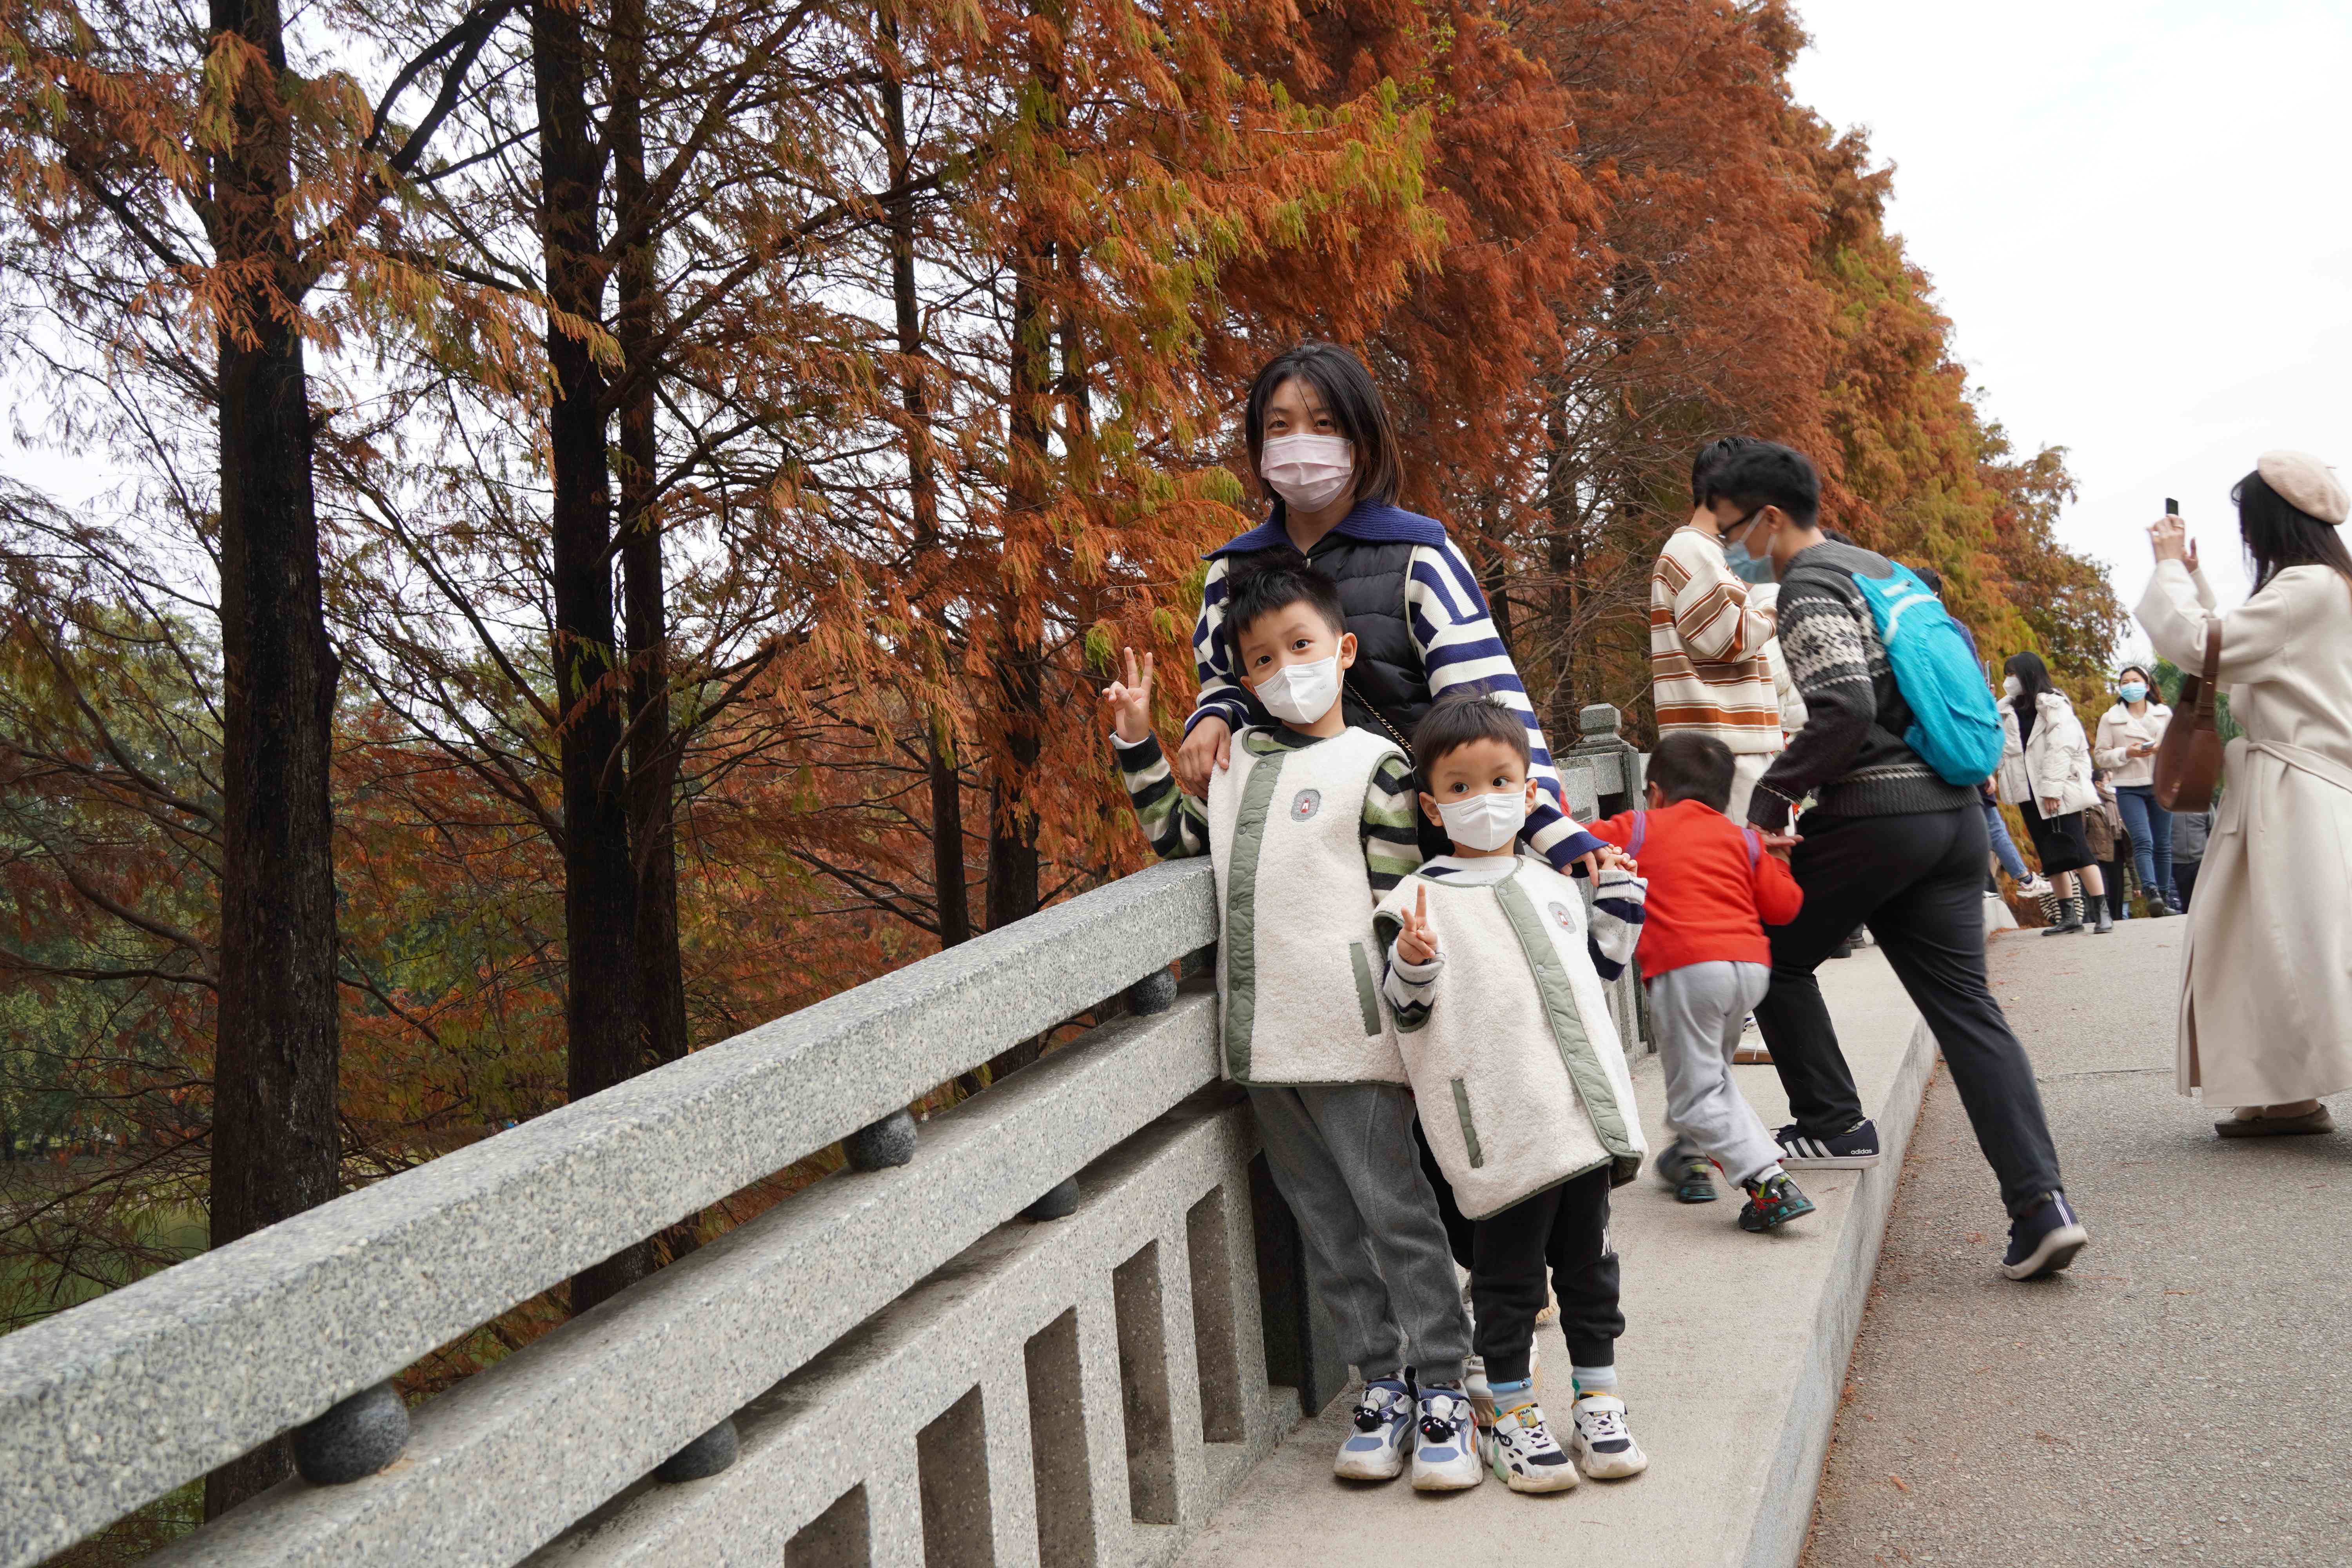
left=2256, top=449, right=2349, bottom=525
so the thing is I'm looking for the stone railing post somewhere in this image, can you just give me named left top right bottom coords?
left=1570, top=702, right=1644, bottom=819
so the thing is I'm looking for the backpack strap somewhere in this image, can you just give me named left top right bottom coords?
left=1743, top=827, right=1762, bottom=869
left=1627, top=811, right=1646, bottom=856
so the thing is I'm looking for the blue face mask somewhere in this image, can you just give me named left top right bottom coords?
left=1721, top=510, right=1776, bottom=583
left=2118, top=681, right=2148, bottom=704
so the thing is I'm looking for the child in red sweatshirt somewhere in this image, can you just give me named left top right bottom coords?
left=1589, top=733, right=1814, bottom=1231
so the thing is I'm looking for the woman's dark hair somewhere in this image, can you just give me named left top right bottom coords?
left=1646, top=731, right=1737, bottom=812
left=2004, top=650, right=2058, bottom=705
left=1224, top=547, right=1347, bottom=644
left=1412, top=693, right=1529, bottom=793
left=1700, top=440, right=1821, bottom=528
left=1243, top=341, right=1401, bottom=510
left=2232, top=469, right=2352, bottom=590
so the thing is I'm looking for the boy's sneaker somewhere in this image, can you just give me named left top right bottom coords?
left=1410, top=1384, right=1484, bottom=1491
left=1334, top=1378, right=1412, bottom=1480
left=2001, top=1191, right=2089, bottom=1280
left=1739, top=1172, right=1817, bottom=1232
left=1773, top=1118, right=1882, bottom=1169
left=1482, top=1401, right=1577, bottom=1493
left=1652, top=1139, right=1718, bottom=1203
left=1568, top=1394, right=1649, bottom=1479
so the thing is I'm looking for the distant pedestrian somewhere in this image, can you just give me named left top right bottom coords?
left=1996, top=652, right=2112, bottom=935
left=2086, top=769, right=2132, bottom=922
left=1712, top=440, right=2088, bottom=1281
left=2170, top=807, right=2210, bottom=911
left=1909, top=565, right=2048, bottom=899
left=2094, top=664, right=2180, bottom=915
left=2138, top=452, right=2352, bottom=1138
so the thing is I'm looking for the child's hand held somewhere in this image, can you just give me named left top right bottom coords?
left=1394, top=884, right=1439, bottom=966
left=1100, top=646, right=1156, bottom=744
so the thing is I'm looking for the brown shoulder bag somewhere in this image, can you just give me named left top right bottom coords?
left=2154, top=620, right=2222, bottom=811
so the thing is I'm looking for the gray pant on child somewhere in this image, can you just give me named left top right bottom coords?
left=1249, top=1083, right=1472, bottom=1386
left=1648, top=960, right=1780, bottom=1186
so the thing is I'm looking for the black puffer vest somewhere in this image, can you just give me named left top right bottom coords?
left=1207, top=501, right=1457, bottom=754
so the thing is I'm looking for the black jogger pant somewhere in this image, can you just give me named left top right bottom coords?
left=1468, top=1165, right=1621, bottom=1385
left=1751, top=804, right=2065, bottom=1219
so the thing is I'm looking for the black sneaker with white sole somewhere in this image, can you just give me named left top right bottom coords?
left=2001, top=1191, right=2089, bottom=1279
left=1771, top=1118, right=1882, bottom=1169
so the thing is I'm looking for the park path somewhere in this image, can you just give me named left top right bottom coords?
left=1803, top=914, right=2352, bottom=1568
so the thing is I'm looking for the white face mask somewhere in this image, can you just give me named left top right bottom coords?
left=1260, top=433, right=1355, bottom=512
left=2003, top=674, right=2023, bottom=698
left=1250, top=654, right=1343, bottom=725
left=1437, top=789, right=1528, bottom=852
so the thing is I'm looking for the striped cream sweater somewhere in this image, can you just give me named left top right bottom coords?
left=1650, top=527, right=1784, bottom=754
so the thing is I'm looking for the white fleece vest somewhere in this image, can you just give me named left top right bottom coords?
left=1207, top=727, right=1407, bottom=1087
left=1374, top=858, right=1647, bottom=1220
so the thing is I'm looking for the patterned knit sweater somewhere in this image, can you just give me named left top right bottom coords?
left=1745, top=540, right=1980, bottom=831
left=1650, top=526, right=1783, bottom=753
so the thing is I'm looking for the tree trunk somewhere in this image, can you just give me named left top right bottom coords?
left=205, top=0, right=344, bottom=1517
left=534, top=0, right=643, bottom=1314
left=881, top=12, right=970, bottom=950
left=612, top=0, right=690, bottom=1082
left=987, top=248, right=1051, bottom=937
left=1543, top=389, right=1583, bottom=746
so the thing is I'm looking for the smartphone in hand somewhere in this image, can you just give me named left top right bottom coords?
left=2165, top=496, right=2179, bottom=517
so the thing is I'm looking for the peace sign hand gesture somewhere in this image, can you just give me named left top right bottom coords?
left=1102, top=646, right=1155, bottom=745
left=1393, top=884, right=1439, bottom=967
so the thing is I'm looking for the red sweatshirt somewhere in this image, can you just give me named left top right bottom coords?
left=1588, top=799, right=1804, bottom=980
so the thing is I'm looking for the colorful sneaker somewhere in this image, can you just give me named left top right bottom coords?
left=1568, top=1394, right=1648, bottom=1479
left=1772, top=1118, right=1882, bottom=1169
left=1334, top=1378, right=1412, bottom=1480
left=2000, top=1191, right=2089, bottom=1280
left=1482, top=1400, right=1577, bottom=1493
left=1738, top=1172, right=1817, bottom=1232
left=1410, top=1384, right=1484, bottom=1491
left=1652, top=1139, right=1718, bottom=1203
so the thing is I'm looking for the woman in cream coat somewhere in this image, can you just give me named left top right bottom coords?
left=2138, top=451, right=2352, bottom=1137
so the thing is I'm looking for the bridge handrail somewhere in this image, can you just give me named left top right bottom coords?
left=0, top=857, right=1216, bottom=1566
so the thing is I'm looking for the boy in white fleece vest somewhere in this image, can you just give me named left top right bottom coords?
left=1102, top=552, right=1484, bottom=1492
left=1377, top=693, right=1652, bottom=1493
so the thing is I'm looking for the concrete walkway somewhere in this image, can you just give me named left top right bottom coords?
left=1176, top=943, right=1930, bottom=1568
left=1804, top=915, right=2352, bottom=1567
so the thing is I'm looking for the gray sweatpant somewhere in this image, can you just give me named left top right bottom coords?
left=1647, top=960, right=1780, bottom=1186
left=1249, top=1083, right=1472, bottom=1386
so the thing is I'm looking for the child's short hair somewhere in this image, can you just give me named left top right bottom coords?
left=1646, top=731, right=1737, bottom=812
left=1411, top=692, right=1530, bottom=792
left=1225, top=548, right=1347, bottom=643
left=1701, top=440, right=1821, bottom=528
left=1690, top=436, right=1760, bottom=508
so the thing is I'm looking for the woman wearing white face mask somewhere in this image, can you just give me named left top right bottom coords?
left=1175, top=341, right=1606, bottom=871
left=2092, top=662, right=2178, bottom=915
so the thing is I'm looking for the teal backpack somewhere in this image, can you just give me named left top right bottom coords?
left=1849, top=563, right=2005, bottom=786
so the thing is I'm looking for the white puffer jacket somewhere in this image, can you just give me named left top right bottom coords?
left=1996, top=691, right=2098, bottom=815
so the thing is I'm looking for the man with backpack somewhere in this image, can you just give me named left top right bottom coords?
left=1706, top=441, right=2089, bottom=1281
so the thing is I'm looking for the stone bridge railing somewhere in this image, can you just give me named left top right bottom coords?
left=0, top=710, right=1647, bottom=1568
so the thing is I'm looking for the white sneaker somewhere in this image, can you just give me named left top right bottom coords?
left=1464, top=1356, right=1493, bottom=1429
left=1482, top=1400, right=1578, bottom=1493
left=2016, top=874, right=2053, bottom=898
left=1333, top=1379, right=1412, bottom=1481
left=1410, top=1385, right=1484, bottom=1491
left=1569, top=1394, right=1649, bottom=1479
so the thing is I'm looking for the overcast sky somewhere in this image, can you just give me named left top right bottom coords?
left=1788, top=0, right=2352, bottom=660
